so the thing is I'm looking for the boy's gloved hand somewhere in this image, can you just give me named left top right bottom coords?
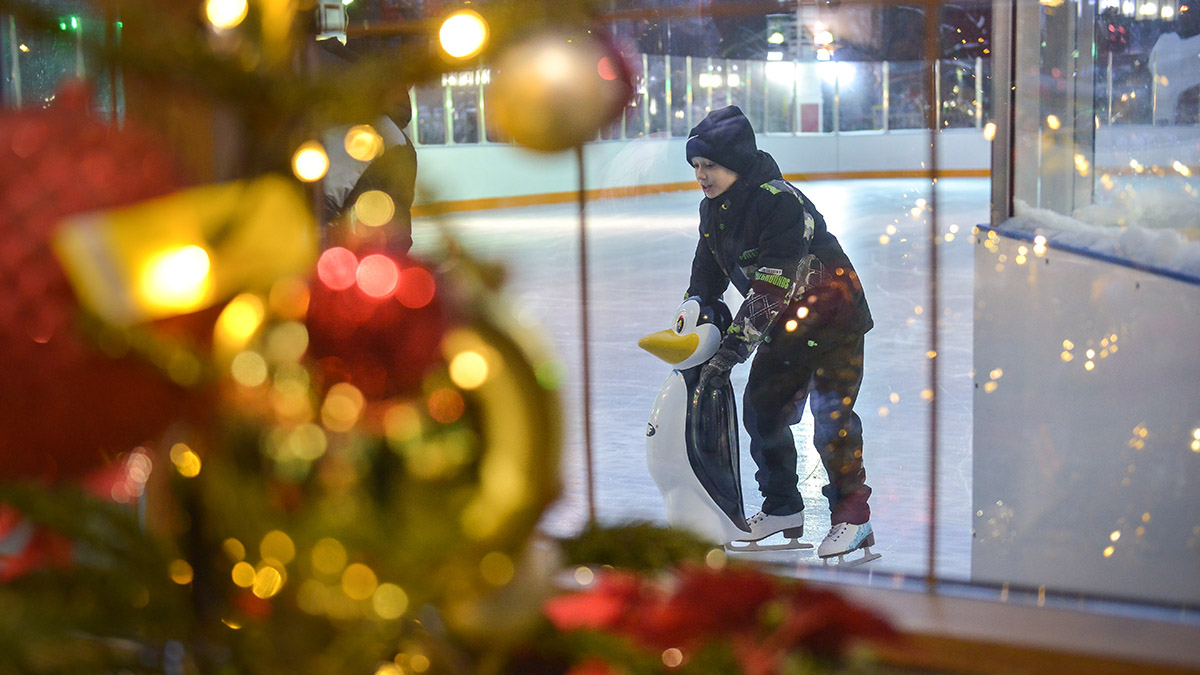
left=695, top=347, right=738, bottom=401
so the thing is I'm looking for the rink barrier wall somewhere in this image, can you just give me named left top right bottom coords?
left=971, top=226, right=1200, bottom=606
left=413, top=169, right=991, bottom=216
left=411, top=129, right=992, bottom=215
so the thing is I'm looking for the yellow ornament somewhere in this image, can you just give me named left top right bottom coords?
left=53, top=174, right=317, bottom=325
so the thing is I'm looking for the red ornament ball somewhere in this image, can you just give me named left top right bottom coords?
left=0, top=81, right=195, bottom=482
left=305, top=246, right=447, bottom=400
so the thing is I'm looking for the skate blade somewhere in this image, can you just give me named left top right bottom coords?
left=820, top=545, right=882, bottom=567
left=726, top=538, right=814, bottom=553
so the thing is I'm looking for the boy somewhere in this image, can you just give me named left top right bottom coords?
left=685, top=105, right=877, bottom=562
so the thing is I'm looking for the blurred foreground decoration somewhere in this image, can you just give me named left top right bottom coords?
left=544, top=563, right=900, bottom=675
left=53, top=174, right=317, bottom=326
left=0, top=2, right=899, bottom=673
left=0, top=82, right=564, bottom=675
left=0, top=86, right=563, bottom=671
left=306, top=246, right=446, bottom=400
left=0, top=81, right=203, bottom=482
left=0, top=141, right=565, bottom=675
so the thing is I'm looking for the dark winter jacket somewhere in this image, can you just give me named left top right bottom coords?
left=686, top=151, right=873, bottom=362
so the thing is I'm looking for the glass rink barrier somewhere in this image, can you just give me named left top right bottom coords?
left=1, top=0, right=1198, bottom=668
left=983, top=0, right=1200, bottom=611
left=411, top=55, right=991, bottom=146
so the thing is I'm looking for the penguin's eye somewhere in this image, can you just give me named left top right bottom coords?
left=675, top=316, right=685, bottom=333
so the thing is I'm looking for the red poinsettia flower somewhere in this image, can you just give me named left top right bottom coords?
left=543, top=570, right=646, bottom=632
left=545, top=564, right=900, bottom=674
left=625, top=564, right=778, bottom=650
left=777, top=588, right=900, bottom=657
left=732, top=586, right=901, bottom=674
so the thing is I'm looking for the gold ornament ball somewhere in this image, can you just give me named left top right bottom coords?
left=486, top=31, right=633, bottom=152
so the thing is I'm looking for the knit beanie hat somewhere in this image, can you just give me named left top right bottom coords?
left=685, top=105, right=757, bottom=176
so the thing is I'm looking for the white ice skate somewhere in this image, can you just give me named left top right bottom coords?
left=726, top=510, right=814, bottom=553
left=817, top=521, right=881, bottom=566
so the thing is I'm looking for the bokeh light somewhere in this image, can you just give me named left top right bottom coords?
left=273, top=423, right=328, bottom=461
left=169, top=559, right=195, bottom=585
left=449, top=350, right=489, bottom=390
left=384, top=402, right=423, bottom=445
left=439, top=10, right=488, bottom=59
left=396, top=266, right=436, bottom=308
left=260, top=530, right=296, bottom=565
left=215, top=293, right=265, bottom=350
left=354, top=190, right=395, bottom=227
left=344, top=124, right=384, bottom=162
left=372, top=583, right=409, bottom=619
left=271, top=370, right=316, bottom=424
left=317, top=247, right=358, bottom=291
left=322, top=382, right=365, bottom=432
left=223, top=538, right=246, bottom=561
left=231, top=561, right=256, bottom=587
left=252, top=564, right=285, bottom=599
left=139, top=245, right=211, bottom=313
left=1074, top=153, right=1090, bottom=176
left=312, top=538, right=348, bottom=576
left=169, top=443, right=202, bottom=477
left=357, top=254, right=400, bottom=298
left=231, top=350, right=269, bottom=387
left=342, top=562, right=378, bottom=600
left=292, top=141, right=329, bottom=182
left=427, top=388, right=465, bottom=424
left=573, top=566, right=594, bottom=586
left=206, top=0, right=248, bottom=30
left=266, top=321, right=309, bottom=364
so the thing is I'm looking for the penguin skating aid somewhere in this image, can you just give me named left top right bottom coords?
left=639, top=298, right=811, bottom=553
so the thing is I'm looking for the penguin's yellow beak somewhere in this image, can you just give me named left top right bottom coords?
left=638, top=329, right=698, bottom=364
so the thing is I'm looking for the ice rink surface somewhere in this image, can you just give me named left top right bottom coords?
left=413, top=177, right=989, bottom=581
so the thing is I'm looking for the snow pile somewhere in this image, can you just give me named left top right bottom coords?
left=1004, top=192, right=1200, bottom=280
